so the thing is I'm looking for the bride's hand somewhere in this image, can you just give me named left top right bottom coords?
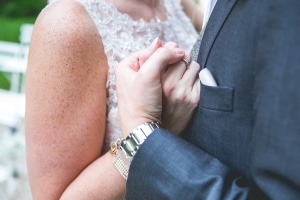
left=116, top=40, right=185, bottom=136
left=161, top=44, right=200, bottom=135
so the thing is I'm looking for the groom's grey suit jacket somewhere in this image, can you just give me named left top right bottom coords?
left=126, top=0, right=300, bottom=199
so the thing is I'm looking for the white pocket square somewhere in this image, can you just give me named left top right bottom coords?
left=199, top=68, right=217, bottom=86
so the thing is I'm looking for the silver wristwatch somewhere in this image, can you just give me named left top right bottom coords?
left=120, top=121, right=161, bottom=160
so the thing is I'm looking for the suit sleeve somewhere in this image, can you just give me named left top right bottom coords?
left=248, top=0, right=300, bottom=198
left=125, top=130, right=264, bottom=200
left=126, top=1, right=300, bottom=199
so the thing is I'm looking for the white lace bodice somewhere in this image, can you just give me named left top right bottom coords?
left=47, top=0, right=199, bottom=152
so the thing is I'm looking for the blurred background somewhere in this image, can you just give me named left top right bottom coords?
left=0, top=0, right=203, bottom=199
left=0, top=0, right=46, bottom=199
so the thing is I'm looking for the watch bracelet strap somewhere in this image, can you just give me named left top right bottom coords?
left=120, top=121, right=162, bottom=160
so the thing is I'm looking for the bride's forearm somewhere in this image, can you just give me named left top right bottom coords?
left=60, top=152, right=126, bottom=200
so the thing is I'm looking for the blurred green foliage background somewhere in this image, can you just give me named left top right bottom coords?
left=0, top=0, right=47, bottom=42
left=0, top=0, right=47, bottom=18
left=0, top=0, right=47, bottom=89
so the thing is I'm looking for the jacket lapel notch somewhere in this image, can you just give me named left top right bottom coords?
left=198, top=0, right=238, bottom=68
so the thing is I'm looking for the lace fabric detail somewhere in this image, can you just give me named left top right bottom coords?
left=47, top=0, right=199, bottom=152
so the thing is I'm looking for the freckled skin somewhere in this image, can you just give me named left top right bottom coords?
left=26, top=0, right=126, bottom=199
left=25, top=0, right=202, bottom=199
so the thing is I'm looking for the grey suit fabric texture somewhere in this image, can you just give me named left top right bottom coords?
left=126, top=0, right=300, bottom=199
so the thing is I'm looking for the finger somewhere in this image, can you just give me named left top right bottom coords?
left=139, top=47, right=185, bottom=80
left=164, top=42, right=179, bottom=49
left=115, top=53, right=138, bottom=78
left=191, top=77, right=201, bottom=105
left=162, top=52, right=193, bottom=85
left=196, top=77, right=200, bottom=95
left=118, top=38, right=162, bottom=72
left=182, top=54, right=193, bottom=67
left=138, top=38, right=162, bottom=68
left=180, top=61, right=201, bottom=88
left=162, top=59, right=187, bottom=85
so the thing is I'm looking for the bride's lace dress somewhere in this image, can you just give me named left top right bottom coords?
left=47, top=0, right=199, bottom=152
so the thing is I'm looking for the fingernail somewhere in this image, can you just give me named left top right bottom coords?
left=151, top=37, right=159, bottom=47
left=175, top=48, right=185, bottom=56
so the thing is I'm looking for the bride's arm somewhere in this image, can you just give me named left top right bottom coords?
left=181, top=0, right=203, bottom=32
left=26, top=0, right=125, bottom=199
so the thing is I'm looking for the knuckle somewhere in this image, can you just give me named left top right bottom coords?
left=162, top=82, right=175, bottom=95
left=174, top=89, right=187, bottom=103
left=190, top=61, right=200, bottom=71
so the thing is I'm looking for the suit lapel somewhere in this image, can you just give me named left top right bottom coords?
left=197, top=0, right=238, bottom=68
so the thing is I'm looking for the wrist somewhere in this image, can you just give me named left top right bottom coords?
left=120, top=117, right=162, bottom=137
left=110, top=121, right=161, bottom=180
left=120, top=121, right=162, bottom=160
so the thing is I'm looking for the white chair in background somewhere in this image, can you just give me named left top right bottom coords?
left=19, top=23, right=34, bottom=59
left=0, top=23, right=33, bottom=132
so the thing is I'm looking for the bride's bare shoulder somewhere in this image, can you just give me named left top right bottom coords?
left=34, top=0, right=98, bottom=45
left=38, top=0, right=86, bottom=24
left=30, top=0, right=103, bottom=65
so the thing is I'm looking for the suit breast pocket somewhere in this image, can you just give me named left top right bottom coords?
left=200, top=82, right=235, bottom=112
